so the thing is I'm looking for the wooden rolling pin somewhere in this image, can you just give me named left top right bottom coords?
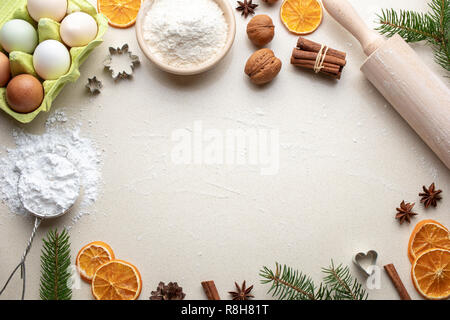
left=323, top=0, right=450, bottom=169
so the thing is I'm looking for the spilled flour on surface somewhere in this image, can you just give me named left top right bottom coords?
left=0, top=111, right=102, bottom=224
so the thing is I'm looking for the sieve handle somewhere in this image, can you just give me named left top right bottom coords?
left=0, top=217, right=41, bottom=300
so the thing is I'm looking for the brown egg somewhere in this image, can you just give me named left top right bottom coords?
left=6, top=74, right=44, bottom=113
left=0, top=51, right=11, bottom=87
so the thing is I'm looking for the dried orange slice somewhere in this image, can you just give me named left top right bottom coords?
left=76, top=241, right=115, bottom=282
left=97, top=0, right=142, bottom=28
left=92, top=260, right=142, bottom=300
left=408, top=220, right=450, bottom=263
left=411, top=248, right=450, bottom=300
left=280, top=0, right=323, bottom=35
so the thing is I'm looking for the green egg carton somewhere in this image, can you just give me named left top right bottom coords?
left=0, top=0, right=108, bottom=123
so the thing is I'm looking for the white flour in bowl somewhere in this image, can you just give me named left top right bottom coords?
left=0, top=111, right=101, bottom=221
left=143, top=0, right=228, bottom=68
left=17, top=153, right=81, bottom=218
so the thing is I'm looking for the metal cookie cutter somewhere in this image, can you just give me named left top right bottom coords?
left=86, top=76, right=103, bottom=94
left=353, top=250, right=378, bottom=277
left=104, top=44, right=140, bottom=80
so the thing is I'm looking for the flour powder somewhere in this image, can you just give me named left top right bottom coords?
left=143, top=0, right=228, bottom=67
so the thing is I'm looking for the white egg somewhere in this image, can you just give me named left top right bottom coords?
left=0, top=19, right=38, bottom=53
left=60, top=12, right=98, bottom=47
left=27, top=0, right=68, bottom=22
left=33, top=40, right=71, bottom=80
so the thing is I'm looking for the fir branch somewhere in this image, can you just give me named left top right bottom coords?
left=376, top=9, right=438, bottom=42
left=376, top=0, right=450, bottom=72
left=322, top=260, right=368, bottom=300
left=260, top=263, right=331, bottom=300
left=432, top=0, right=450, bottom=70
left=260, top=262, right=367, bottom=300
left=39, top=229, right=72, bottom=300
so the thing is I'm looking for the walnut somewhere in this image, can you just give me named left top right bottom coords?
left=246, top=15, right=275, bottom=47
left=262, top=0, right=279, bottom=4
left=244, top=48, right=282, bottom=85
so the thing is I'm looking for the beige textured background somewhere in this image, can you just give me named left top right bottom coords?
left=0, top=0, right=449, bottom=300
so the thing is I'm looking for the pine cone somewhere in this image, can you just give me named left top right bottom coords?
left=150, top=282, right=186, bottom=300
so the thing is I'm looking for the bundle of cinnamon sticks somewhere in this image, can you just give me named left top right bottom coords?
left=291, top=37, right=347, bottom=79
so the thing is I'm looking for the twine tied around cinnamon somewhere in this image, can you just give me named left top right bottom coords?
left=313, top=44, right=329, bottom=73
left=291, top=37, right=347, bottom=79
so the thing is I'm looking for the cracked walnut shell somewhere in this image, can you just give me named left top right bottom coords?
left=247, top=15, right=275, bottom=47
left=245, top=48, right=282, bottom=85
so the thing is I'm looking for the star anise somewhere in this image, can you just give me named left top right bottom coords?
left=229, top=281, right=254, bottom=300
left=236, top=0, right=258, bottom=18
left=395, top=201, right=418, bottom=224
left=150, top=282, right=186, bottom=300
left=419, top=183, right=442, bottom=208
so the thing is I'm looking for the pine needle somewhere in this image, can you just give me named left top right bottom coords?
left=260, top=261, right=367, bottom=300
left=322, top=260, right=368, bottom=300
left=376, top=0, right=450, bottom=72
left=39, top=229, right=72, bottom=300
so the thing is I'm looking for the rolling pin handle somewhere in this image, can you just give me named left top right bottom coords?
left=322, top=0, right=384, bottom=56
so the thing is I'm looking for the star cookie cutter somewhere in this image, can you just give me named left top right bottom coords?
left=353, top=250, right=378, bottom=277
left=104, top=44, right=140, bottom=80
left=86, top=76, right=103, bottom=94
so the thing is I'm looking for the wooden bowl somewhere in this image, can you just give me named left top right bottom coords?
left=135, top=0, right=236, bottom=76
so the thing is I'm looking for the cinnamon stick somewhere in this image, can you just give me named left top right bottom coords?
left=291, top=37, right=347, bottom=79
left=297, top=37, right=347, bottom=60
left=290, top=57, right=341, bottom=74
left=201, top=281, right=221, bottom=300
left=384, top=264, right=412, bottom=300
left=292, top=48, right=346, bottom=67
left=323, top=71, right=342, bottom=80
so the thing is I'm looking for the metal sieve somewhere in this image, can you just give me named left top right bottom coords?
left=0, top=153, right=80, bottom=300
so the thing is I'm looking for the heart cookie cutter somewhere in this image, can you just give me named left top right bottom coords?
left=353, top=250, right=378, bottom=277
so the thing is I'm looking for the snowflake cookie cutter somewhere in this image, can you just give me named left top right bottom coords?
left=104, top=44, right=140, bottom=80
left=86, top=76, right=103, bottom=94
